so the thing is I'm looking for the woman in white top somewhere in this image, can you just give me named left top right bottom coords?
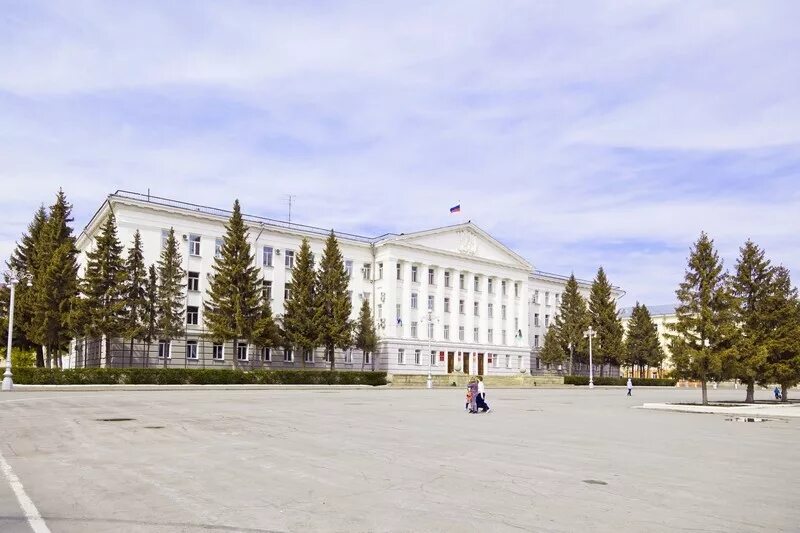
left=477, top=377, right=490, bottom=412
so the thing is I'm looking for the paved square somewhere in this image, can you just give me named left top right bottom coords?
left=1, top=387, right=798, bottom=532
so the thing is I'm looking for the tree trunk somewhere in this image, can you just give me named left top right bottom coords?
left=701, top=380, right=708, bottom=405
left=129, top=338, right=135, bottom=368
left=329, top=344, right=335, bottom=371
left=781, top=384, right=788, bottom=403
left=745, top=381, right=755, bottom=403
left=145, top=342, right=150, bottom=368
left=36, top=345, right=44, bottom=367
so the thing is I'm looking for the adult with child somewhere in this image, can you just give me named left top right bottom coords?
left=476, top=376, right=491, bottom=412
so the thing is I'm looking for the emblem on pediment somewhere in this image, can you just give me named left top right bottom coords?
left=457, top=230, right=478, bottom=255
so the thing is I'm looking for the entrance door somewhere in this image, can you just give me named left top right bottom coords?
left=447, top=352, right=454, bottom=374
left=464, top=352, right=470, bottom=375
left=477, top=353, right=484, bottom=376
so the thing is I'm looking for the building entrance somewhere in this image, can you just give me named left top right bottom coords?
left=477, top=353, right=484, bottom=376
left=463, top=352, right=470, bottom=375
left=447, top=352, right=455, bottom=374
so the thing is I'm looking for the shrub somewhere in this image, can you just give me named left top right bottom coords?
left=11, top=368, right=387, bottom=386
left=564, top=375, right=677, bottom=386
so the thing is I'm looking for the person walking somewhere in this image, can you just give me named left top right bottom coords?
left=627, top=378, right=633, bottom=396
left=467, top=379, right=479, bottom=413
left=477, top=376, right=490, bottom=412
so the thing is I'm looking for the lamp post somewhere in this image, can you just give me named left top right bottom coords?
left=423, top=311, right=439, bottom=389
left=583, top=326, right=596, bottom=389
left=2, top=269, right=32, bottom=392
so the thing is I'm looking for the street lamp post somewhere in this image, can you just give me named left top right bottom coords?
left=2, top=269, right=31, bottom=392
left=583, top=326, right=596, bottom=389
left=424, top=311, right=439, bottom=389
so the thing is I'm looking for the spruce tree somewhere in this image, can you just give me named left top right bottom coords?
left=671, top=232, right=738, bottom=405
left=761, top=267, right=800, bottom=402
left=142, top=265, right=159, bottom=367
left=624, top=303, right=664, bottom=378
left=353, top=299, right=377, bottom=370
left=315, top=231, right=352, bottom=371
left=203, top=200, right=261, bottom=367
left=156, top=228, right=185, bottom=367
left=554, top=274, right=589, bottom=374
left=730, top=240, right=773, bottom=403
left=540, top=325, right=566, bottom=368
left=283, top=238, right=318, bottom=366
left=123, top=231, right=148, bottom=366
left=80, top=212, right=126, bottom=366
left=252, top=295, right=283, bottom=358
left=588, top=267, right=624, bottom=376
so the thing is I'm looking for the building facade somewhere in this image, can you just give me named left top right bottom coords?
left=74, top=191, right=541, bottom=375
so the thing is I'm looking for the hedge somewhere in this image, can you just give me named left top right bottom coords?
left=564, top=375, right=677, bottom=387
left=11, top=368, right=387, bottom=386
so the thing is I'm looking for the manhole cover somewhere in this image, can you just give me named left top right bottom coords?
left=726, top=417, right=770, bottom=423
left=582, top=479, right=608, bottom=485
left=96, top=418, right=136, bottom=422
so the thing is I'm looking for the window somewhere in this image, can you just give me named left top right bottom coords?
left=545, top=291, right=550, bottom=306
left=189, top=234, right=201, bottom=256
left=363, top=263, right=371, bottom=280
left=378, top=263, right=383, bottom=279
left=284, top=348, right=294, bottom=362
left=488, top=329, right=493, bottom=343
left=492, top=354, right=498, bottom=368
left=411, top=322, right=418, bottom=338
left=534, top=313, right=540, bottom=327
left=459, top=326, right=465, bottom=341
left=427, top=322, right=434, bottom=339
left=212, top=343, right=224, bottom=360
left=473, top=327, right=479, bottom=342
left=186, top=306, right=198, bottom=325
left=263, top=280, right=272, bottom=300
left=473, top=302, right=479, bottom=316
left=488, top=278, right=493, bottom=294
left=415, top=349, right=421, bottom=365
left=363, top=351, right=371, bottom=365
left=430, top=350, right=436, bottom=366
left=459, top=299, right=465, bottom=314
left=444, top=325, right=450, bottom=340
left=284, top=283, right=292, bottom=300
left=188, top=271, right=199, bottom=292
left=555, top=293, right=561, bottom=306
left=459, top=273, right=466, bottom=290
left=262, top=347, right=271, bottom=362
left=501, top=280, right=507, bottom=296
left=396, top=263, right=402, bottom=280
left=545, top=314, right=550, bottom=327
left=160, top=229, right=169, bottom=249
left=237, top=342, right=248, bottom=361
left=506, top=355, right=511, bottom=368
left=345, top=260, right=353, bottom=278
left=344, top=349, right=353, bottom=364
left=262, top=246, right=273, bottom=267
left=396, top=304, right=401, bottom=321
left=502, top=330, right=507, bottom=345
left=501, top=305, right=507, bottom=320
left=427, top=295, right=434, bottom=311
left=515, top=282, right=520, bottom=297
left=444, top=271, right=451, bottom=287
left=398, top=349, right=405, bottom=364
left=411, top=266, right=418, bottom=282
left=158, top=340, right=170, bottom=359
left=411, top=293, right=418, bottom=309
left=305, top=349, right=314, bottom=363
left=533, top=290, right=539, bottom=304
left=377, top=304, right=383, bottom=319
left=285, top=250, right=295, bottom=269
left=534, top=335, right=540, bottom=348
left=518, top=355, right=523, bottom=369
left=474, top=276, right=480, bottom=291
left=488, top=303, right=493, bottom=318
left=186, top=341, right=198, bottom=359
left=215, top=238, right=223, bottom=258
left=444, top=297, right=450, bottom=313
left=428, top=268, right=435, bottom=285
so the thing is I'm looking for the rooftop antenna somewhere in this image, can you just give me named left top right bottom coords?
left=287, top=194, right=296, bottom=224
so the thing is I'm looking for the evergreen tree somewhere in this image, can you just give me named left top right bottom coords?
left=80, top=212, right=126, bottom=365
left=283, top=238, right=318, bottom=366
left=730, top=240, right=773, bottom=403
left=588, top=267, right=624, bottom=376
left=142, top=264, right=159, bottom=367
left=554, top=274, right=589, bottom=374
left=761, top=267, right=800, bottom=402
left=252, top=288, right=283, bottom=356
left=123, top=231, right=148, bottom=366
left=5, top=205, right=47, bottom=365
left=353, top=299, right=378, bottom=370
left=156, top=228, right=185, bottom=367
left=540, top=325, right=566, bottom=368
left=624, top=303, right=664, bottom=378
left=315, top=231, right=352, bottom=371
left=203, top=200, right=261, bottom=367
left=671, top=232, right=738, bottom=405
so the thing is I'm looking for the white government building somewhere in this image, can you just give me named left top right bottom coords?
left=74, top=191, right=610, bottom=376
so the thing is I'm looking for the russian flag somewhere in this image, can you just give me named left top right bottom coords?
left=449, top=204, right=461, bottom=213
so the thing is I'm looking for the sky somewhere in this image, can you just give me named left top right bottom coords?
left=1, top=1, right=798, bottom=307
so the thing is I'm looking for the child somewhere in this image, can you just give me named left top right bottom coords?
left=467, top=379, right=479, bottom=413
left=465, top=387, right=473, bottom=412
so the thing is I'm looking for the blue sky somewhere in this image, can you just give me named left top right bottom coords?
left=1, top=1, right=799, bottom=307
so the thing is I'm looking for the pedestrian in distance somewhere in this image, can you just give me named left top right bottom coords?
left=476, top=376, right=491, bottom=412
left=627, top=378, right=633, bottom=396
left=774, top=386, right=782, bottom=400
